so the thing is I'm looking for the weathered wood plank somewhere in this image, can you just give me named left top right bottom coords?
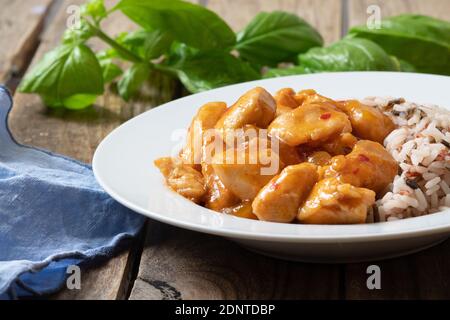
left=0, top=0, right=54, bottom=83
left=345, top=0, right=450, bottom=300
left=130, top=224, right=341, bottom=300
left=130, top=0, right=343, bottom=300
left=207, top=0, right=342, bottom=44
left=5, top=0, right=176, bottom=299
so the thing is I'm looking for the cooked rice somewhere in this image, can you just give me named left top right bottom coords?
left=359, top=96, right=450, bottom=222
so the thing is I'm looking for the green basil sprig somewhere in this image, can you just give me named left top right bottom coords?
left=236, top=11, right=323, bottom=67
left=349, top=15, right=450, bottom=75
left=115, top=0, right=236, bottom=51
left=19, top=43, right=104, bottom=109
left=299, top=38, right=400, bottom=72
left=17, top=0, right=450, bottom=110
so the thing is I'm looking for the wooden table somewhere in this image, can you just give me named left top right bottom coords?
left=1, top=0, right=450, bottom=300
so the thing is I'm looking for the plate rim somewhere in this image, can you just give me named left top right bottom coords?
left=93, top=71, right=450, bottom=243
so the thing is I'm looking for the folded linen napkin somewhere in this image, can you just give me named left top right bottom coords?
left=0, top=86, right=145, bottom=299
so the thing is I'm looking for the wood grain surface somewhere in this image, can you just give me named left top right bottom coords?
left=0, top=0, right=54, bottom=83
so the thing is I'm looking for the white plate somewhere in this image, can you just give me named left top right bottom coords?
left=93, top=72, right=450, bottom=263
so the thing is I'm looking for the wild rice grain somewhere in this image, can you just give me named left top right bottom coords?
left=442, top=140, right=450, bottom=148
left=367, top=96, right=450, bottom=221
left=406, top=179, right=419, bottom=189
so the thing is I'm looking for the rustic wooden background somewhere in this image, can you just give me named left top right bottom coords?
left=1, top=0, right=449, bottom=299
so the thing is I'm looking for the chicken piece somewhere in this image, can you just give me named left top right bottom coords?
left=212, top=137, right=283, bottom=200
left=321, top=140, right=398, bottom=194
left=221, top=125, right=303, bottom=167
left=202, top=162, right=240, bottom=211
left=268, top=102, right=352, bottom=147
left=180, top=102, right=227, bottom=166
left=223, top=200, right=258, bottom=220
left=298, top=178, right=375, bottom=224
left=322, top=132, right=358, bottom=155
left=338, top=100, right=396, bottom=143
left=275, top=88, right=299, bottom=116
left=277, top=140, right=304, bottom=166
left=294, top=89, right=341, bottom=109
left=215, top=87, right=276, bottom=129
left=252, top=163, right=318, bottom=223
left=307, top=151, right=332, bottom=166
left=276, top=104, right=295, bottom=117
left=154, top=157, right=206, bottom=203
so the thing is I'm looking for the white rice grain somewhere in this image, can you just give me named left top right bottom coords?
left=363, top=96, right=450, bottom=222
left=425, top=177, right=441, bottom=189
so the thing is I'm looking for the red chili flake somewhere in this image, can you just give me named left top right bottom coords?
left=405, top=171, right=420, bottom=178
left=358, top=154, right=370, bottom=162
left=320, top=112, right=331, bottom=120
left=269, top=182, right=279, bottom=191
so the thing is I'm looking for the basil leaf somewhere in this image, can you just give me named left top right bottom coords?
left=166, top=42, right=200, bottom=64
left=63, top=94, right=99, bottom=110
left=236, top=11, right=323, bottom=67
left=83, top=0, right=107, bottom=21
left=118, top=63, right=150, bottom=101
left=100, top=60, right=122, bottom=83
left=18, top=43, right=104, bottom=109
left=165, top=49, right=260, bottom=93
left=399, top=59, right=417, bottom=72
left=263, top=66, right=309, bottom=78
left=116, top=0, right=236, bottom=49
left=349, top=15, right=450, bottom=75
left=120, top=29, right=173, bottom=60
left=62, top=19, right=94, bottom=45
left=115, top=0, right=235, bottom=50
left=96, top=50, right=123, bottom=83
left=298, top=38, right=400, bottom=72
left=390, top=56, right=417, bottom=73
left=41, top=93, right=98, bottom=110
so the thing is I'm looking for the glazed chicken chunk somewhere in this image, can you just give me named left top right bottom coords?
left=211, top=137, right=283, bottom=201
left=269, top=102, right=352, bottom=147
left=155, top=87, right=401, bottom=226
left=298, top=178, right=375, bottom=224
left=274, top=88, right=299, bottom=116
left=338, top=100, right=396, bottom=144
left=215, top=87, right=276, bottom=129
left=321, top=140, right=398, bottom=194
left=180, top=102, right=227, bottom=166
left=295, top=89, right=342, bottom=109
left=322, top=132, right=358, bottom=155
left=223, top=201, right=258, bottom=220
left=202, top=163, right=240, bottom=211
left=307, top=151, right=332, bottom=166
left=252, top=163, right=318, bottom=223
left=154, top=157, right=206, bottom=203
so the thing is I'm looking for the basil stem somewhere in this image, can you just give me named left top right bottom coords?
left=87, top=21, right=143, bottom=64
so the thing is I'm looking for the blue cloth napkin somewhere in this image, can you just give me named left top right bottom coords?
left=0, top=86, right=145, bottom=299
